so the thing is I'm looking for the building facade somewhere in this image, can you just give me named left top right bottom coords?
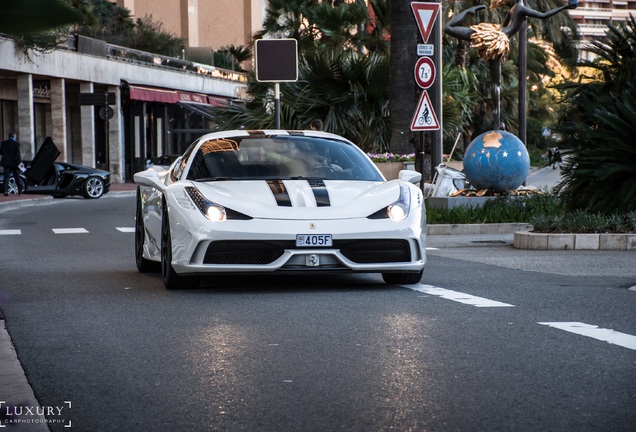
left=113, top=0, right=267, bottom=51
left=569, top=0, right=636, bottom=59
left=0, top=35, right=247, bottom=183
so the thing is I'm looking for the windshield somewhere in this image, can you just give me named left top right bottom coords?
left=185, top=135, right=384, bottom=181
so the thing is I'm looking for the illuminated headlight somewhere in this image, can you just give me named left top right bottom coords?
left=368, top=184, right=411, bottom=221
left=388, top=203, right=408, bottom=221
left=184, top=186, right=227, bottom=222
left=204, top=204, right=227, bottom=222
left=388, top=184, right=411, bottom=221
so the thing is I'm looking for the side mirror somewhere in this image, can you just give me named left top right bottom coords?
left=134, top=169, right=165, bottom=191
left=399, top=169, right=422, bottom=185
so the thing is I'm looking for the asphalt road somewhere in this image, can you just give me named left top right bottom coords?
left=0, top=196, right=635, bottom=432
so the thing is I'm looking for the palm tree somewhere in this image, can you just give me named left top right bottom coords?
left=214, top=0, right=391, bottom=152
left=555, top=16, right=636, bottom=214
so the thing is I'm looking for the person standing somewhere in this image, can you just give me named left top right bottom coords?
left=0, top=132, right=23, bottom=195
left=309, top=119, right=323, bottom=131
left=552, top=147, right=562, bottom=169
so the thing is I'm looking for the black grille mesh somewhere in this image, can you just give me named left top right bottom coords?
left=203, top=239, right=411, bottom=265
left=204, top=241, right=291, bottom=264
left=335, top=239, right=411, bottom=263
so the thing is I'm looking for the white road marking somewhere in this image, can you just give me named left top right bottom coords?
left=52, top=228, right=89, bottom=234
left=117, top=227, right=135, bottom=233
left=426, top=247, right=439, bottom=250
left=0, top=229, right=21, bottom=235
left=538, top=322, right=636, bottom=351
left=404, top=284, right=515, bottom=307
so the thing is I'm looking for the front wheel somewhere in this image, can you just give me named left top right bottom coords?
left=382, top=270, right=423, bottom=285
left=6, top=176, right=26, bottom=195
left=161, top=208, right=199, bottom=290
left=83, top=176, right=104, bottom=199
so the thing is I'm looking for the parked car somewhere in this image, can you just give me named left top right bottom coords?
left=145, top=154, right=180, bottom=170
left=0, top=137, right=111, bottom=199
left=134, top=129, right=426, bottom=289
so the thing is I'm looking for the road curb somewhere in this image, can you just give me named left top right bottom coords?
left=513, top=231, right=636, bottom=251
left=427, top=223, right=533, bottom=235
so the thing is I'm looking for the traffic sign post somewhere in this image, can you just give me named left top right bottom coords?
left=411, top=2, right=440, bottom=44
left=410, top=91, right=440, bottom=131
left=414, top=57, right=435, bottom=89
left=255, top=39, right=298, bottom=129
left=410, top=2, right=443, bottom=183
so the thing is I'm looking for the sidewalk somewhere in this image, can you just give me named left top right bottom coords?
left=0, top=182, right=137, bottom=213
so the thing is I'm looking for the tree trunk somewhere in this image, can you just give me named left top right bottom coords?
left=389, top=0, right=419, bottom=156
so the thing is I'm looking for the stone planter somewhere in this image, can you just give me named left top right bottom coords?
left=374, top=162, right=404, bottom=180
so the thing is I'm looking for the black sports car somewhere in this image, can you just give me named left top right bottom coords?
left=0, top=137, right=111, bottom=199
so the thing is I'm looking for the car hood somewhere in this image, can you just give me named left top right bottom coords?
left=189, top=179, right=403, bottom=219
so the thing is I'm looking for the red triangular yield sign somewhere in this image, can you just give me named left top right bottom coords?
left=411, top=2, right=441, bottom=44
left=410, top=90, right=440, bottom=131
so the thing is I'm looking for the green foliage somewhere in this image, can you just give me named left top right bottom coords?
left=555, top=16, right=636, bottom=214
left=0, top=0, right=82, bottom=35
left=213, top=45, right=252, bottom=72
left=128, top=16, right=184, bottom=57
left=440, top=1, right=578, bottom=150
left=426, top=193, right=565, bottom=225
left=530, top=210, right=636, bottom=233
left=212, top=0, right=391, bottom=152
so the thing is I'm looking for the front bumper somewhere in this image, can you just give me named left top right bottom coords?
left=169, top=214, right=426, bottom=276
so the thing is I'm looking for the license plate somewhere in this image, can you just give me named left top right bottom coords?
left=296, top=234, right=332, bottom=247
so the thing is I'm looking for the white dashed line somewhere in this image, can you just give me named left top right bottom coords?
left=0, top=229, right=21, bottom=235
left=404, top=284, right=515, bottom=307
left=52, top=228, right=89, bottom=234
left=116, top=227, right=135, bottom=233
left=538, top=322, right=636, bottom=351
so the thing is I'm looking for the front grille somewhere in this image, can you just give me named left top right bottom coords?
left=335, top=239, right=411, bottom=263
left=204, top=241, right=293, bottom=265
left=202, top=239, right=411, bottom=265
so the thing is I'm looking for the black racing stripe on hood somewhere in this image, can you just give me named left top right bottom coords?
left=267, top=180, right=292, bottom=207
left=307, top=179, right=331, bottom=207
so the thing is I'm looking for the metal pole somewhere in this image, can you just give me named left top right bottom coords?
left=431, top=0, right=443, bottom=174
left=104, top=92, right=109, bottom=169
left=519, top=14, right=528, bottom=145
left=274, top=82, right=280, bottom=129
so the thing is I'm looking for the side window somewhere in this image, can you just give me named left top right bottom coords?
left=171, top=141, right=198, bottom=181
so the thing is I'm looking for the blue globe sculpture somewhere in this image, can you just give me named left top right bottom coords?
left=463, top=130, right=530, bottom=193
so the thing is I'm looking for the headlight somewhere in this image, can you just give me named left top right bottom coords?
left=184, top=186, right=251, bottom=222
left=368, top=184, right=411, bottom=221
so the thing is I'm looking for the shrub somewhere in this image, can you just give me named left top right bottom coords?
left=529, top=210, right=636, bottom=233
left=426, top=193, right=564, bottom=225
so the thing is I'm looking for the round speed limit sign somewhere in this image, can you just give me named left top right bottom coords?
left=414, top=57, right=435, bottom=89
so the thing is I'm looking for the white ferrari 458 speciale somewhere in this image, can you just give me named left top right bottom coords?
left=134, top=130, right=426, bottom=289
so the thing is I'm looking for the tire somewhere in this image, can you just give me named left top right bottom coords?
left=382, top=270, right=423, bottom=285
left=83, top=176, right=105, bottom=199
left=135, top=190, right=160, bottom=273
left=161, top=207, right=199, bottom=290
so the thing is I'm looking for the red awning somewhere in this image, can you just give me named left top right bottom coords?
left=129, top=85, right=178, bottom=103
left=128, top=85, right=227, bottom=106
